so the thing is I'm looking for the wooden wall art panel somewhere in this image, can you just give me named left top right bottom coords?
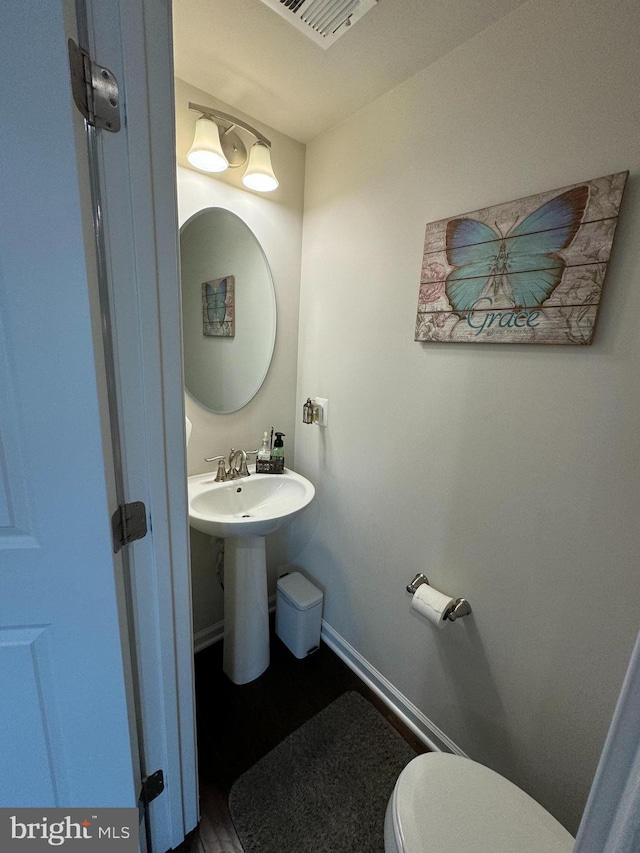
left=415, top=171, right=628, bottom=344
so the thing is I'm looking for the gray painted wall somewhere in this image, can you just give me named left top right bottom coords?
left=293, top=0, right=640, bottom=833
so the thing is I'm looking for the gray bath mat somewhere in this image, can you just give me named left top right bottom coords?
left=228, top=691, right=417, bottom=853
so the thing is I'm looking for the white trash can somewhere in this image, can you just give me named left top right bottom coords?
left=276, top=572, right=323, bottom=659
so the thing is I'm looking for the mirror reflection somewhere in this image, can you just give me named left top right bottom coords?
left=180, top=208, right=276, bottom=413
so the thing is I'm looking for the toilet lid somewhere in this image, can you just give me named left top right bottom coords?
left=391, top=754, right=574, bottom=853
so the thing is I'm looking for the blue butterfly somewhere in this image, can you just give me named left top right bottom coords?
left=204, top=278, right=228, bottom=325
left=445, top=186, right=589, bottom=314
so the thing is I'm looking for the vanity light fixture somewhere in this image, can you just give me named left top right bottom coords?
left=186, top=102, right=279, bottom=192
left=187, top=116, right=228, bottom=172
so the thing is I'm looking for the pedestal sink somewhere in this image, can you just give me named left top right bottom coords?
left=188, top=467, right=315, bottom=684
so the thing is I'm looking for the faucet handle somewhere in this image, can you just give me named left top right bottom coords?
left=203, top=454, right=228, bottom=482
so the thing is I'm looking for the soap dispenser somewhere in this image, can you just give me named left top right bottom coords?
left=258, top=431, right=271, bottom=461
left=272, top=432, right=285, bottom=459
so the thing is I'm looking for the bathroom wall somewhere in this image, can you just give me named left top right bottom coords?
left=174, top=78, right=306, bottom=640
left=292, top=0, right=640, bottom=833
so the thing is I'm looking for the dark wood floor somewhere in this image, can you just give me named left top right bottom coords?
left=175, top=624, right=426, bottom=852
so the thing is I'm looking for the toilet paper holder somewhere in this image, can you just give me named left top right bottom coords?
left=406, top=573, right=472, bottom=622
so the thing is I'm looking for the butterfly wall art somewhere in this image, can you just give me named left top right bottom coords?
left=415, top=171, right=627, bottom=344
left=203, top=275, right=235, bottom=337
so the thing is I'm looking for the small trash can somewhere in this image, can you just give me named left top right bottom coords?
left=276, top=572, right=323, bottom=659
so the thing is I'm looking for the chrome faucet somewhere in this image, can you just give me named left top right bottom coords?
left=231, top=448, right=259, bottom=478
left=225, top=448, right=241, bottom=480
left=231, top=449, right=248, bottom=478
left=204, top=448, right=258, bottom=481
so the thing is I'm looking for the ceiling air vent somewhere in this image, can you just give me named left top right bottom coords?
left=259, top=0, right=377, bottom=49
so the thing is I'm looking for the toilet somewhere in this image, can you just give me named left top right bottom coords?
left=384, top=753, right=574, bottom=853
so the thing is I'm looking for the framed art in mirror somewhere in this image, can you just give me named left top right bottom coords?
left=181, top=208, right=276, bottom=413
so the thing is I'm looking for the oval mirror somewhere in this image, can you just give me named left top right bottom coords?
left=180, top=208, right=276, bottom=414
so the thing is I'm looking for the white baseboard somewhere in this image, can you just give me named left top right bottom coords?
left=321, top=621, right=467, bottom=757
left=194, top=594, right=277, bottom=654
left=193, top=620, right=224, bottom=653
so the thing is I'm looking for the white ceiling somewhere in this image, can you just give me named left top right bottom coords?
left=173, top=0, right=528, bottom=143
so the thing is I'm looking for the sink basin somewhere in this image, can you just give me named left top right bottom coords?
left=188, top=466, right=315, bottom=538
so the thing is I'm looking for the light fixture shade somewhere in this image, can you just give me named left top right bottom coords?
left=186, top=117, right=229, bottom=173
left=242, top=142, right=279, bottom=192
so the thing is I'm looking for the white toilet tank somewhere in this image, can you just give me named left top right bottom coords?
left=385, top=753, right=574, bottom=853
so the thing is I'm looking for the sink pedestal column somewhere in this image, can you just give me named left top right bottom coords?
left=223, top=535, right=270, bottom=685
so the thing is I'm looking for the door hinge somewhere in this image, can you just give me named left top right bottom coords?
left=68, top=38, right=121, bottom=132
left=111, top=501, right=148, bottom=553
left=139, top=770, right=164, bottom=806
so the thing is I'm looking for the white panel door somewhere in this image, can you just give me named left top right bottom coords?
left=80, top=0, right=198, bottom=847
left=0, top=0, right=136, bottom=806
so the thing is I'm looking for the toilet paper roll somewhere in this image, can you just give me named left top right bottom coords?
left=185, top=415, right=192, bottom=448
left=411, top=583, right=455, bottom=628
